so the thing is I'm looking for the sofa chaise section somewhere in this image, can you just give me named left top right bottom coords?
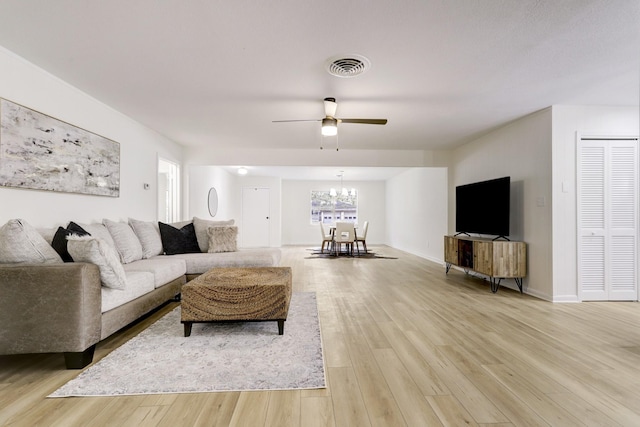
left=0, top=262, right=102, bottom=369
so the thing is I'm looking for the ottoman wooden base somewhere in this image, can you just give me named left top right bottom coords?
left=180, top=267, right=292, bottom=336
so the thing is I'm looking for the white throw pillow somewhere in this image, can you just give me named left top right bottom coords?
left=103, top=219, right=144, bottom=264
left=67, top=235, right=127, bottom=290
left=207, top=226, right=238, bottom=253
left=0, top=219, right=63, bottom=264
left=128, top=218, right=163, bottom=259
left=194, top=217, right=235, bottom=252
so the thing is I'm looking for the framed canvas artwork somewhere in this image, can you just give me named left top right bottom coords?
left=0, top=98, right=120, bottom=197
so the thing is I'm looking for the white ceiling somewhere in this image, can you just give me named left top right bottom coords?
left=222, top=165, right=411, bottom=181
left=0, top=0, right=637, bottom=158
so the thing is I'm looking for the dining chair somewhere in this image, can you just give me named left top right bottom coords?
left=333, top=222, right=355, bottom=256
left=355, top=220, right=369, bottom=254
left=319, top=222, right=333, bottom=253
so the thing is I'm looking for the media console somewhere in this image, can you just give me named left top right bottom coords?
left=444, top=235, right=527, bottom=293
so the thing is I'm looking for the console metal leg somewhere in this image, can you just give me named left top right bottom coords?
left=445, top=263, right=451, bottom=274
left=515, top=278, right=523, bottom=293
left=490, top=278, right=501, bottom=293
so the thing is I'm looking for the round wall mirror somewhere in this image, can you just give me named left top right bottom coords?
left=208, top=187, right=218, bottom=217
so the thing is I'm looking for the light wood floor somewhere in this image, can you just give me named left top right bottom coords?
left=2, top=245, right=640, bottom=426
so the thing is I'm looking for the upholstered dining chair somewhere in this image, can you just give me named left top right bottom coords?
left=333, top=222, right=356, bottom=256
left=319, top=222, right=333, bottom=253
left=355, top=220, right=369, bottom=254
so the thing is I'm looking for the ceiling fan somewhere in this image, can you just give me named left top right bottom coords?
left=273, top=97, right=387, bottom=142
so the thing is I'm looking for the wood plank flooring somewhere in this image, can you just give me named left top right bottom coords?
left=1, top=245, right=640, bottom=426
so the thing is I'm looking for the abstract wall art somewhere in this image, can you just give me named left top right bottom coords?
left=0, top=98, right=120, bottom=197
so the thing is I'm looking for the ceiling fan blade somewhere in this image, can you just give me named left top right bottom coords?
left=272, top=119, right=321, bottom=123
left=339, top=118, right=387, bottom=125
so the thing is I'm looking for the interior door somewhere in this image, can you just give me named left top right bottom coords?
left=578, top=138, right=638, bottom=301
left=241, top=187, right=270, bottom=247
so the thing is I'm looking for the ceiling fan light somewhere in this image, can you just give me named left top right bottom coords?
left=321, top=118, right=337, bottom=136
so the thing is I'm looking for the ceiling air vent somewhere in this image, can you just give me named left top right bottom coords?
left=325, top=54, right=371, bottom=78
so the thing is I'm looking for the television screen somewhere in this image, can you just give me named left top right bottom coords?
left=455, top=177, right=510, bottom=237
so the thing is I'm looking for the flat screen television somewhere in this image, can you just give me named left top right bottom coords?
left=455, top=176, right=510, bottom=237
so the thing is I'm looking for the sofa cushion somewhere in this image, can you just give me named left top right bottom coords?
left=158, top=222, right=200, bottom=255
left=37, top=227, right=57, bottom=245
left=123, top=257, right=187, bottom=288
left=51, top=222, right=90, bottom=262
left=0, top=219, right=63, bottom=264
left=101, top=271, right=155, bottom=313
left=207, top=225, right=238, bottom=253
left=67, top=235, right=127, bottom=290
left=129, top=218, right=163, bottom=259
left=193, top=217, right=235, bottom=252
left=170, top=248, right=281, bottom=275
left=103, top=219, right=143, bottom=264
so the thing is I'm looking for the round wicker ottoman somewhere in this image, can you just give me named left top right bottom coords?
left=180, top=267, right=292, bottom=336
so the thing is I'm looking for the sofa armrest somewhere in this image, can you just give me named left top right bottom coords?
left=0, top=262, right=102, bottom=357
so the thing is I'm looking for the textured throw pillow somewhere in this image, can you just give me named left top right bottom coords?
left=51, top=222, right=90, bottom=262
left=66, top=235, right=127, bottom=290
left=207, top=226, right=238, bottom=253
left=129, top=218, right=163, bottom=259
left=158, top=222, right=201, bottom=255
left=103, top=219, right=144, bottom=264
left=78, top=223, right=117, bottom=249
left=0, top=219, right=63, bottom=264
left=193, top=217, right=235, bottom=252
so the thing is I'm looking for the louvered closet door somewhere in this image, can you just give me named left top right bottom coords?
left=578, top=138, right=638, bottom=301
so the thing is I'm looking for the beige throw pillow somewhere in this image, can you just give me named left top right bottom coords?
left=128, top=218, right=163, bottom=259
left=193, top=217, right=235, bottom=252
left=207, top=226, right=238, bottom=253
left=0, top=219, right=62, bottom=264
left=67, top=235, right=127, bottom=290
left=103, top=219, right=144, bottom=264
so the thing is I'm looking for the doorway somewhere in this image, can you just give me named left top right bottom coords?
left=158, top=157, right=180, bottom=223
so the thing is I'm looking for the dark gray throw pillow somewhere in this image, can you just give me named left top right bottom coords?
left=51, top=222, right=90, bottom=262
left=158, top=222, right=201, bottom=255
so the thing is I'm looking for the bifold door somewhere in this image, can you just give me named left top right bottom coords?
left=578, top=137, right=638, bottom=301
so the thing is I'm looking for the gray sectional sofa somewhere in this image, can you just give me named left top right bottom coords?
left=0, top=217, right=281, bottom=368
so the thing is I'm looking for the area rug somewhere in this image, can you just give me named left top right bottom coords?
left=49, top=292, right=325, bottom=397
left=305, top=248, right=397, bottom=260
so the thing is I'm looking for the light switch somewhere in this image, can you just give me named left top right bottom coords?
left=536, top=196, right=545, bottom=207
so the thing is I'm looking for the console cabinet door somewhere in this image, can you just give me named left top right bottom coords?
left=493, top=241, right=527, bottom=278
left=444, top=236, right=458, bottom=264
left=473, top=241, right=493, bottom=275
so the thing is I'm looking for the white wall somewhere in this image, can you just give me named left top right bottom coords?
left=0, top=46, right=183, bottom=228
left=186, top=166, right=236, bottom=221
left=186, top=166, right=282, bottom=247
left=281, top=180, right=386, bottom=246
left=386, top=168, right=448, bottom=263
left=551, top=105, right=639, bottom=302
left=451, top=109, right=553, bottom=299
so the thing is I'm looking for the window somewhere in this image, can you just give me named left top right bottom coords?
left=311, top=189, right=358, bottom=224
left=158, top=157, right=180, bottom=223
